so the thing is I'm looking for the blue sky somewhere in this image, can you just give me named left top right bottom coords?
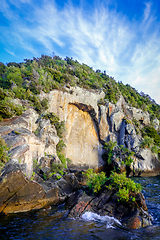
left=1, top=0, right=160, bottom=104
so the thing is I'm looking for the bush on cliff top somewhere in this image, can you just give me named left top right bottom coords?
left=0, top=54, right=160, bottom=121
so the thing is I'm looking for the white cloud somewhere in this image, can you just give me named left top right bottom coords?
left=143, top=2, right=151, bottom=21
left=4, top=48, right=15, bottom=56
left=1, top=0, right=160, bottom=103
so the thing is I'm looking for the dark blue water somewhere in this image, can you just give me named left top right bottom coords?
left=1, top=176, right=160, bottom=240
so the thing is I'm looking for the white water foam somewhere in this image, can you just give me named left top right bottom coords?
left=81, top=212, right=121, bottom=229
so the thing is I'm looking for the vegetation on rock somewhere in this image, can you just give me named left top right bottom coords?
left=0, top=137, right=10, bottom=171
left=83, top=168, right=142, bottom=202
left=0, top=54, right=160, bottom=176
left=0, top=55, right=160, bottom=120
left=108, top=171, right=142, bottom=202
left=83, top=168, right=107, bottom=193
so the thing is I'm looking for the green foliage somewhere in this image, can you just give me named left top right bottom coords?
left=56, top=139, right=66, bottom=153
left=117, top=188, right=129, bottom=202
left=43, top=173, right=47, bottom=180
left=0, top=98, right=23, bottom=120
left=83, top=169, right=142, bottom=201
left=123, top=116, right=132, bottom=124
left=33, top=96, right=48, bottom=114
left=119, top=145, right=135, bottom=167
left=6, top=66, right=23, bottom=87
left=83, top=169, right=107, bottom=193
left=57, top=152, right=67, bottom=168
left=109, top=172, right=142, bottom=202
left=0, top=87, right=11, bottom=100
left=0, top=54, right=160, bottom=126
left=43, top=112, right=60, bottom=125
left=125, top=151, right=134, bottom=166
left=56, top=175, right=62, bottom=180
left=151, top=145, right=160, bottom=154
left=33, top=159, right=39, bottom=169
left=141, top=126, right=160, bottom=147
left=30, top=171, right=35, bottom=180
left=97, top=98, right=106, bottom=106
left=103, top=141, right=134, bottom=168
left=0, top=137, right=10, bottom=170
left=140, top=136, right=154, bottom=148
left=43, top=112, right=65, bottom=138
left=54, top=121, right=65, bottom=138
left=50, top=162, right=64, bottom=175
left=103, top=141, right=117, bottom=164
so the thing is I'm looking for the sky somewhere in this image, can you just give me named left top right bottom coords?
left=0, top=0, right=160, bottom=104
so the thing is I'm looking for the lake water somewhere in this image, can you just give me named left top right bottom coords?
left=1, top=176, right=160, bottom=240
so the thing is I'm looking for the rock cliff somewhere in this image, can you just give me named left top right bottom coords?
left=0, top=86, right=159, bottom=228
left=0, top=87, right=160, bottom=176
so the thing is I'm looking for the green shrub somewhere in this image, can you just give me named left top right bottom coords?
left=125, top=151, right=134, bottom=166
left=57, top=152, right=67, bottom=168
left=43, top=112, right=60, bottom=125
left=50, top=162, right=64, bottom=175
left=0, top=98, right=23, bottom=120
left=109, top=172, right=142, bottom=202
left=84, top=169, right=142, bottom=201
left=83, top=169, right=107, bottom=193
left=97, top=98, right=106, bottom=106
left=141, top=126, right=160, bottom=147
left=56, top=139, right=66, bottom=153
left=103, top=141, right=117, bottom=165
left=119, top=145, right=135, bottom=167
left=151, top=145, right=160, bottom=154
left=123, top=116, right=132, bottom=124
left=43, top=112, right=65, bottom=138
left=140, top=136, right=154, bottom=148
left=33, top=96, right=48, bottom=114
left=30, top=171, right=35, bottom=180
left=0, top=137, right=10, bottom=171
left=54, top=121, right=65, bottom=138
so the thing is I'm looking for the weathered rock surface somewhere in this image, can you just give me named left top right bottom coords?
left=0, top=88, right=159, bottom=176
left=0, top=109, right=39, bottom=132
left=0, top=126, right=13, bottom=136
left=0, top=160, right=79, bottom=214
left=39, top=88, right=105, bottom=169
left=65, top=104, right=103, bottom=169
left=0, top=157, right=152, bottom=230
left=132, top=149, right=160, bottom=176
left=37, top=118, right=59, bottom=157
left=99, top=105, right=109, bottom=141
left=0, top=127, right=46, bottom=177
left=40, top=87, right=105, bottom=120
left=0, top=113, right=59, bottom=177
left=110, top=111, right=124, bottom=132
left=153, top=118, right=159, bottom=130
left=68, top=188, right=152, bottom=229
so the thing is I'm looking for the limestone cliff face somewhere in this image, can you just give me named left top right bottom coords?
left=39, top=87, right=105, bottom=169
left=0, top=87, right=160, bottom=176
left=39, top=87, right=105, bottom=120
left=65, top=104, right=102, bottom=168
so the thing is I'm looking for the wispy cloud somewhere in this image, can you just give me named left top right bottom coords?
left=143, top=2, right=151, bottom=20
left=4, top=48, right=15, bottom=56
left=1, top=0, right=160, bottom=103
